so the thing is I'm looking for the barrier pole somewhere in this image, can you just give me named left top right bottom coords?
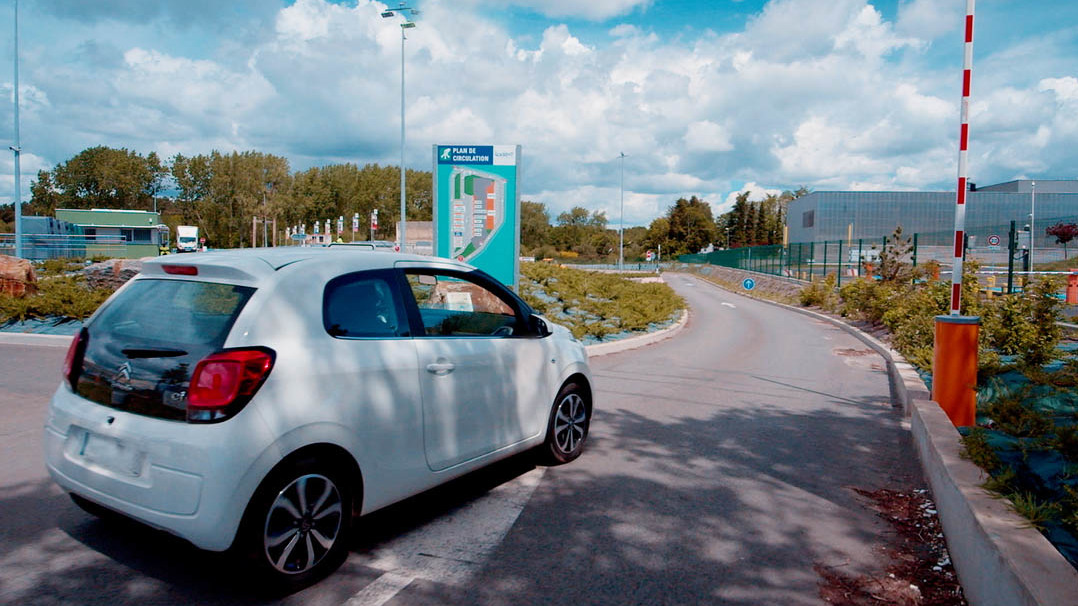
left=948, top=0, right=975, bottom=316
left=933, top=0, right=979, bottom=429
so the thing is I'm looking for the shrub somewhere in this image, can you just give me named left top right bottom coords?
left=0, top=275, right=113, bottom=322
left=981, top=389, right=1053, bottom=438
left=981, top=276, right=1063, bottom=370
left=519, top=262, right=684, bottom=341
left=960, top=427, right=1001, bottom=470
left=838, top=278, right=891, bottom=323
left=799, top=273, right=838, bottom=309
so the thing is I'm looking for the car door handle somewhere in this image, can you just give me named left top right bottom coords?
left=426, top=362, right=455, bottom=375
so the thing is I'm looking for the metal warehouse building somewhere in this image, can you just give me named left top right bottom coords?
left=787, top=180, right=1078, bottom=249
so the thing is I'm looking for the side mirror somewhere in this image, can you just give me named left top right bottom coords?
left=528, top=314, right=551, bottom=337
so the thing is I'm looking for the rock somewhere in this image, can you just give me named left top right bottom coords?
left=0, top=256, right=38, bottom=297
left=81, top=259, right=144, bottom=290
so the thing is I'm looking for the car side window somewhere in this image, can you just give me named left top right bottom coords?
left=405, top=272, right=521, bottom=337
left=323, top=273, right=403, bottom=338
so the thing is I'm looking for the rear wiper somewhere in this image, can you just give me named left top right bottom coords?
left=121, top=348, right=188, bottom=359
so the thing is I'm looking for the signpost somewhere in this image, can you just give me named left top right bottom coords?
left=433, top=145, right=522, bottom=289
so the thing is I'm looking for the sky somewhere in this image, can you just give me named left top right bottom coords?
left=1, top=0, right=1076, bottom=226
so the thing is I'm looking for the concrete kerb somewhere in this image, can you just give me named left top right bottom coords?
left=683, top=272, right=1078, bottom=606
left=0, top=309, right=695, bottom=358
left=585, top=308, right=690, bottom=358
left=0, top=332, right=73, bottom=347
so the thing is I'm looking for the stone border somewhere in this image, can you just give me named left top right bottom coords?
left=0, top=310, right=694, bottom=358
left=585, top=308, right=689, bottom=358
left=0, top=332, right=72, bottom=347
left=686, top=273, right=1078, bottom=606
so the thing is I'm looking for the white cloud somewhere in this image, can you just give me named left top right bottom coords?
left=684, top=121, right=733, bottom=153
left=896, top=0, right=963, bottom=40
left=720, top=183, right=785, bottom=213
left=475, top=0, right=652, bottom=21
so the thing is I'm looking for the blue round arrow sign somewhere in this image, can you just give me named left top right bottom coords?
left=742, top=278, right=756, bottom=290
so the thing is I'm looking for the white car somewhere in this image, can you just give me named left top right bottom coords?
left=44, top=248, right=592, bottom=587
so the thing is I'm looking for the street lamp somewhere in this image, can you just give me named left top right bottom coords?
left=382, top=3, right=419, bottom=252
left=1030, top=180, right=1036, bottom=268
left=618, top=152, right=626, bottom=270
left=11, top=0, right=22, bottom=258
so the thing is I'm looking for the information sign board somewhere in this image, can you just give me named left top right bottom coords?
left=433, top=145, right=522, bottom=289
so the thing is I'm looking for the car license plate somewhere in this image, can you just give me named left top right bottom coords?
left=78, top=430, right=144, bottom=477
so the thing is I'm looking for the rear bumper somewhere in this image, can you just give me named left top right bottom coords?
left=43, top=385, right=274, bottom=551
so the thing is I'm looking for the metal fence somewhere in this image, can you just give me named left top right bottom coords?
left=0, top=234, right=128, bottom=260
left=680, top=216, right=1078, bottom=293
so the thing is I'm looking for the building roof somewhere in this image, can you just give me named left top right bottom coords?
left=55, top=208, right=162, bottom=228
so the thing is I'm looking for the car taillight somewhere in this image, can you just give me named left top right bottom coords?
left=63, top=328, right=89, bottom=391
left=187, top=348, right=275, bottom=423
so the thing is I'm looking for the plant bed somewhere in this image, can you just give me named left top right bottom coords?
left=519, top=262, right=685, bottom=343
left=956, top=347, right=1078, bottom=570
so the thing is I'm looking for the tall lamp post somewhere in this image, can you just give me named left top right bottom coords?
left=382, top=3, right=419, bottom=252
left=11, top=0, right=22, bottom=258
left=1030, top=180, right=1036, bottom=268
left=618, top=152, right=626, bottom=270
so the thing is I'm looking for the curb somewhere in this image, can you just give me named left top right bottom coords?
left=585, top=308, right=690, bottom=358
left=0, top=310, right=695, bottom=357
left=683, top=272, right=1078, bottom=606
left=0, top=332, right=73, bottom=347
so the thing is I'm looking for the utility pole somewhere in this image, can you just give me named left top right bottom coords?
left=11, top=0, right=23, bottom=258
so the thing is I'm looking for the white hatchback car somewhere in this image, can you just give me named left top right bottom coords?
left=44, top=248, right=592, bottom=586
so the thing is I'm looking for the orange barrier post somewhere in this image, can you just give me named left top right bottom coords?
left=1067, top=270, right=1078, bottom=305
left=932, top=316, right=979, bottom=427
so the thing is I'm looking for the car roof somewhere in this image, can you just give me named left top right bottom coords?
left=139, top=248, right=474, bottom=285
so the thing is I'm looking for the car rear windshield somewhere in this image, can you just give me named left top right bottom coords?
left=75, top=279, right=255, bottom=421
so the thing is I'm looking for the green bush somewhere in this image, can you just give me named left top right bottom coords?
left=960, top=427, right=1001, bottom=470
left=981, top=276, right=1063, bottom=370
left=0, top=275, right=114, bottom=323
left=36, top=258, right=85, bottom=277
left=519, top=262, right=684, bottom=341
left=799, top=273, right=838, bottom=309
left=838, top=278, right=891, bottom=323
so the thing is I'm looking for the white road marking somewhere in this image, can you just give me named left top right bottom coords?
left=721, top=302, right=736, bottom=309
left=347, top=467, right=546, bottom=603
left=344, top=572, right=414, bottom=606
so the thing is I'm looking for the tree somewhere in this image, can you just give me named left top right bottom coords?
left=28, top=146, right=167, bottom=214
left=170, top=151, right=291, bottom=248
left=520, top=201, right=551, bottom=253
left=878, top=225, right=915, bottom=282
left=666, top=196, right=718, bottom=255
left=1046, top=222, right=1078, bottom=259
left=550, top=206, right=609, bottom=256
left=645, top=216, right=670, bottom=253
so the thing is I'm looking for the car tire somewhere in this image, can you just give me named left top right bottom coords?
left=538, top=381, right=591, bottom=465
left=237, top=458, right=353, bottom=590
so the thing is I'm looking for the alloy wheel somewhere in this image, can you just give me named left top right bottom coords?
left=553, top=392, right=588, bottom=454
left=263, top=474, right=344, bottom=575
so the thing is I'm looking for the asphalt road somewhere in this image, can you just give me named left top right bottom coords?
left=0, top=274, right=921, bottom=605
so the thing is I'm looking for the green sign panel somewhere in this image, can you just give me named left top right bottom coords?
left=432, top=145, right=522, bottom=289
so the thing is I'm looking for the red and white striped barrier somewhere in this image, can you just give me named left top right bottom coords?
left=949, top=0, right=975, bottom=315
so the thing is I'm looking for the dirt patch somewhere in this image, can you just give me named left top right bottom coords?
left=816, top=487, right=966, bottom=605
